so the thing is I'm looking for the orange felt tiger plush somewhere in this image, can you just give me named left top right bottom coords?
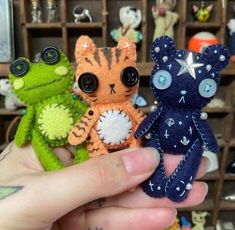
left=68, top=36, right=145, bottom=157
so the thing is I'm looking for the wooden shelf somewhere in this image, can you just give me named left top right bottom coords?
left=66, top=22, right=103, bottom=29
left=0, top=64, right=10, bottom=76
left=220, top=200, right=235, bottom=210
left=202, top=171, right=221, bottom=181
left=229, top=138, right=235, bottom=147
left=224, top=174, right=235, bottom=181
left=179, top=199, right=214, bottom=211
left=0, top=143, right=8, bottom=152
left=186, top=22, right=221, bottom=28
left=0, top=108, right=23, bottom=116
left=25, top=23, right=62, bottom=29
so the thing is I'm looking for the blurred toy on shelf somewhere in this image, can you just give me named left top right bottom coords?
left=181, top=216, right=191, bottom=230
left=207, top=98, right=225, bottom=108
left=192, top=1, right=213, bottom=22
left=46, top=0, right=57, bottom=23
left=132, top=92, right=148, bottom=108
left=31, top=0, right=42, bottom=23
left=222, top=189, right=235, bottom=201
left=226, top=159, right=235, bottom=175
left=152, top=0, right=178, bottom=40
left=203, top=150, right=219, bottom=173
left=111, top=6, right=142, bottom=43
left=217, top=220, right=235, bottom=230
left=227, top=6, right=235, bottom=62
left=166, top=218, right=181, bottom=230
left=188, top=32, right=219, bottom=53
left=73, top=5, right=92, bottom=23
left=0, top=78, right=23, bottom=110
left=192, top=211, right=209, bottom=230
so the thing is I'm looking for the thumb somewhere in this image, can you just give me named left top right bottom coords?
left=28, top=148, right=159, bottom=220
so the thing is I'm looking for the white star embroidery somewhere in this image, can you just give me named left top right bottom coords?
left=124, top=42, right=131, bottom=49
left=176, top=52, right=204, bottom=79
left=82, top=42, right=89, bottom=50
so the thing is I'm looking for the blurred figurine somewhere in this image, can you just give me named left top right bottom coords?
left=73, top=5, right=92, bottom=23
left=193, top=1, right=213, bottom=22
left=192, top=211, right=209, bottom=230
left=0, top=78, right=23, bottom=110
left=31, top=0, right=42, bottom=23
left=181, top=216, right=191, bottom=230
left=166, top=218, right=181, bottom=230
left=227, top=6, right=235, bottom=62
left=111, top=6, right=143, bottom=43
left=152, top=0, right=179, bottom=40
left=47, top=0, right=57, bottom=22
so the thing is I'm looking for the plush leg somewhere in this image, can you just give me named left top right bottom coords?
left=141, top=135, right=167, bottom=198
left=74, top=144, right=89, bottom=164
left=87, top=128, right=108, bottom=157
left=31, top=129, right=65, bottom=171
left=165, top=138, right=203, bottom=202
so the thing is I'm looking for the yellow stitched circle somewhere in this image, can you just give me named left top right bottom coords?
left=13, top=79, right=24, bottom=90
left=38, top=104, right=74, bottom=140
left=54, top=66, right=68, bottom=76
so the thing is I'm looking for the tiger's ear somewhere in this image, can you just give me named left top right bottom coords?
left=75, top=36, right=96, bottom=63
left=117, top=37, right=137, bottom=62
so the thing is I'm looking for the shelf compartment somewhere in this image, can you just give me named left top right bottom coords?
left=179, top=199, right=214, bottom=211
left=186, top=22, right=221, bottom=29
left=224, top=174, right=235, bottom=181
left=0, top=108, right=23, bottom=116
left=202, top=171, right=221, bottom=181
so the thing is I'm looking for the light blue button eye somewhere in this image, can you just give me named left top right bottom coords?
left=152, top=70, right=172, bottom=90
left=199, top=78, right=217, bottom=98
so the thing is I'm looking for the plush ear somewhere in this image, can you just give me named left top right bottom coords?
left=200, top=44, right=230, bottom=72
left=74, top=36, right=96, bottom=63
left=207, top=4, right=213, bottom=13
left=117, top=37, right=137, bottom=62
left=150, top=36, right=176, bottom=63
left=192, top=5, right=199, bottom=13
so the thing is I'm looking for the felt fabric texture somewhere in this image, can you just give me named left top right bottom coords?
left=68, top=36, right=145, bottom=157
left=135, top=36, right=230, bottom=202
left=9, top=47, right=88, bottom=171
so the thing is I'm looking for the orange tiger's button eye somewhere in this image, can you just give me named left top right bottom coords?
left=134, top=104, right=139, bottom=109
left=88, top=110, right=94, bottom=116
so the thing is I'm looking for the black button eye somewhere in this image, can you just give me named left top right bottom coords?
left=121, top=67, right=139, bottom=87
left=78, top=73, right=98, bottom=93
left=41, top=46, right=60, bottom=65
left=9, top=59, right=29, bottom=77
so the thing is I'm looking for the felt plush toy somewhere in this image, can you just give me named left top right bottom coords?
left=68, top=36, right=145, bottom=157
left=227, top=18, right=235, bottom=62
left=135, top=36, right=229, bottom=202
left=0, top=78, right=23, bottom=110
left=152, top=0, right=179, bottom=40
left=193, top=1, right=213, bottom=23
left=9, top=47, right=88, bottom=171
left=191, top=211, right=209, bottom=230
left=111, top=6, right=143, bottom=44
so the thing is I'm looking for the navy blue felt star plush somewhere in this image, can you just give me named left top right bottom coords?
left=135, top=36, right=230, bottom=202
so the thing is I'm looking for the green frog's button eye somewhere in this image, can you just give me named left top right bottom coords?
left=78, top=73, right=98, bottom=93
left=152, top=70, right=172, bottom=90
left=41, top=46, right=60, bottom=65
left=198, top=78, right=217, bottom=98
left=9, top=59, right=29, bottom=77
left=121, top=67, right=139, bottom=87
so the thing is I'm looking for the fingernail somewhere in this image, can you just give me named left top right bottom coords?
left=204, top=182, right=209, bottom=194
left=122, top=148, right=159, bottom=176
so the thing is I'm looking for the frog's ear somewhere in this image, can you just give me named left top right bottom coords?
left=75, top=36, right=96, bottom=64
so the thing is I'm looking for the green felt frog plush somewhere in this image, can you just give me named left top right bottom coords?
left=9, top=46, right=88, bottom=171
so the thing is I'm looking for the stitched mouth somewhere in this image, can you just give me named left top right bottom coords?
left=25, top=78, right=61, bottom=91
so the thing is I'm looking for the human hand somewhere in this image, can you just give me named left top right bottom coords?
left=0, top=143, right=208, bottom=230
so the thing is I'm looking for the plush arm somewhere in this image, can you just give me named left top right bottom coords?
left=192, top=112, right=219, bottom=153
left=68, top=107, right=99, bottom=145
left=134, top=105, right=163, bottom=139
left=15, top=106, right=35, bottom=147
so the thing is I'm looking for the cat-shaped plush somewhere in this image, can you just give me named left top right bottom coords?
left=135, top=36, right=229, bottom=202
left=68, top=36, right=145, bottom=157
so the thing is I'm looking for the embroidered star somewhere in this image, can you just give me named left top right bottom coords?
left=149, top=180, right=154, bottom=191
left=82, top=42, right=89, bottom=50
left=124, top=42, right=131, bottom=49
left=167, top=64, right=172, bottom=70
left=176, top=52, right=204, bottom=79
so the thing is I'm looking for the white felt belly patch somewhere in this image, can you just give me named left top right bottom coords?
left=96, top=110, right=132, bottom=145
